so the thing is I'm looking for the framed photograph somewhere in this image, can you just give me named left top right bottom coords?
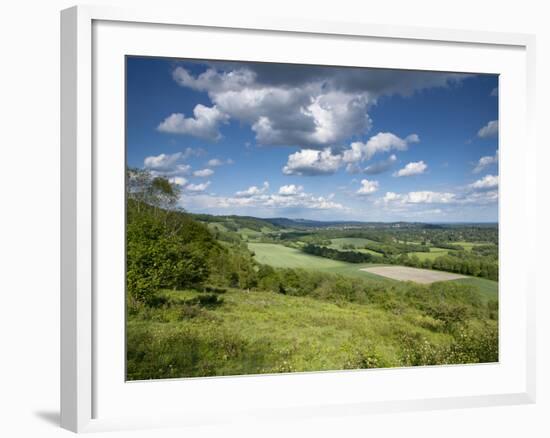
left=61, top=5, right=536, bottom=433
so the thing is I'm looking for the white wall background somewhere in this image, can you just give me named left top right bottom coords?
left=0, top=1, right=546, bottom=437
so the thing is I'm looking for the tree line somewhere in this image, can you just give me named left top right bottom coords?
left=300, top=243, right=498, bottom=281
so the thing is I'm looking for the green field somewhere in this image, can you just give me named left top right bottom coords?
left=237, top=227, right=263, bottom=240
left=248, top=242, right=498, bottom=298
left=453, top=241, right=485, bottom=251
left=328, top=237, right=382, bottom=256
left=408, top=247, right=449, bottom=261
left=248, top=242, right=389, bottom=281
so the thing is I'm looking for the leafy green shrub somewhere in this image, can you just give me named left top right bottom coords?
left=178, top=304, right=203, bottom=320
left=447, top=322, right=498, bottom=363
left=126, top=199, right=219, bottom=305
left=343, top=346, right=389, bottom=369
left=399, top=332, right=446, bottom=366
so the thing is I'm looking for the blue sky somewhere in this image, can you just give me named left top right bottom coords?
left=127, top=57, right=499, bottom=222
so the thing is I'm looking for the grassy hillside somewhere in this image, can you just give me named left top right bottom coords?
left=452, top=277, right=498, bottom=302
left=127, top=286, right=497, bottom=380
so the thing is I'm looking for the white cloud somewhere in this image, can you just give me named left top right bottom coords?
left=469, top=174, right=498, bottom=190
left=281, top=132, right=419, bottom=177
left=157, top=104, right=229, bottom=141
left=383, top=191, right=456, bottom=204
left=235, top=181, right=270, bottom=197
left=185, top=181, right=211, bottom=192
left=282, top=148, right=342, bottom=176
left=478, top=120, right=499, bottom=138
left=168, top=176, right=188, bottom=186
left=490, top=87, right=498, bottom=97
left=207, top=158, right=234, bottom=167
left=168, top=64, right=463, bottom=150
left=181, top=187, right=345, bottom=212
left=143, top=152, right=193, bottom=179
left=172, top=66, right=373, bottom=148
left=357, top=179, right=379, bottom=195
left=144, top=152, right=183, bottom=171
left=381, top=185, right=498, bottom=209
left=342, top=132, right=419, bottom=164
left=172, top=66, right=256, bottom=93
left=393, top=160, right=428, bottom=177
left=363, top=154, right=397, bottom=175
left=473, top=150, right=498, bottom=173
left=193, top=168, right=214, bottom=178
left=466, top=190, right=499, bottom=204
left=161, top=164, right=192, bottom=177
left=181, top=147, right=206, bottom=159
left=278, top=184, right=304, bottom=196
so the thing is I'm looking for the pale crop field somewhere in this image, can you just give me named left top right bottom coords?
left=361, top=266, right=467, bottom=284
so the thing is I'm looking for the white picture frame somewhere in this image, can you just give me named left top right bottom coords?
left=60, top=4, right=537, bottom=433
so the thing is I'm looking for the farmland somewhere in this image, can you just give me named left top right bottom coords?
left=125, top=175, right=498, bottom=379
left=247, top=242, right=389, bottom=282
left=361, top=266, right=467, bottom=284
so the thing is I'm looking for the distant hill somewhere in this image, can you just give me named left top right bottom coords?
left=190, top=212, right=496, bottom=231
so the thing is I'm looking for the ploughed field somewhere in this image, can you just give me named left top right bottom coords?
left=361, top=266, right=467, bottom=284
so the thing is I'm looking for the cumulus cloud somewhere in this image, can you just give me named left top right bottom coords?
left=200, top=62, right=468, bottom=98
left=172, top=66, right=256, bottom=92
left=383, top=191, right=456, bottom=204
left=283, top=148, right=342, bottom=176
left=193, top=168, right=214, bottom=178
left=362, top=154, right=397, bottom=175
left=185, top=181, right=211, bottom=192
left=342, top=132, right=419, bottom=164
left=181, top=186, right=345, bottom=212
left=282, top=132, right=419, bottom=177
left=357, top=179, right=379, bottom=195
left=157, top=104, right=229, bottom=141
left=144, top=152, right=183, bottom=171
left=469, top=174, right=498, bottom=190
left=207, top=158, right=234, bottom=167
left=477, top=120, right=499, bottom=138
left=381, top=185, right=498, bottom=209
left=393, top=160, right=428, bottom=177
left=473, top=150, right=498, bottom=173
left=235, top=181, right=270, bottom=197
left=167, top=61, right=464, bottom=147
left=278, top=184, right=304, bottom=196
left=170, top=67, right=372, bottom=147
left=143, top=152, right=193, bottom=179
